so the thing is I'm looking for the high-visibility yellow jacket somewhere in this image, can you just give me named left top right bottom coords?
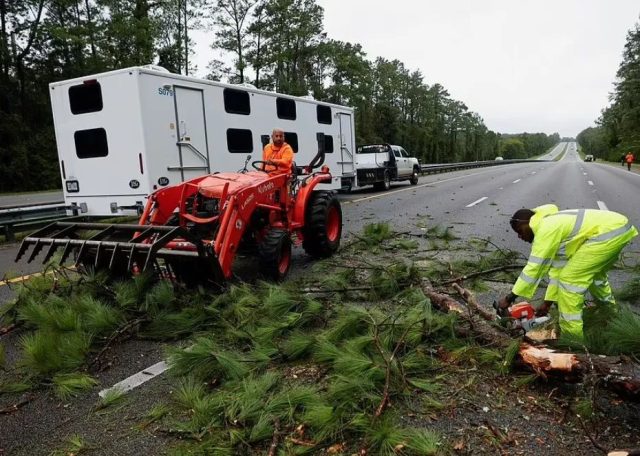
left=512, top=204, right=637, bottom=298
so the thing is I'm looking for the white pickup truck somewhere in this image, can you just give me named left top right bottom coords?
left=355, top=144, right=421, bottom=190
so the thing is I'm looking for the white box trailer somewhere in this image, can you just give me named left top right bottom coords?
left=49, top=66, right=356, bottom=216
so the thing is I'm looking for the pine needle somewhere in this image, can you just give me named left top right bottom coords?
left=168, top=337, right=250, bottom=382
left=96, top=388, right=127, bottom=410
left=600, top=305, right=640, bottom=355
left=50, top=434, right=90, bottom=456
left=281, top=331, right=316, bottom=360
left=53, top=372, right=99, bottom=399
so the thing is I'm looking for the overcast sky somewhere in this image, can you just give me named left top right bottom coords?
left=193, top=1, right=639, bottom=137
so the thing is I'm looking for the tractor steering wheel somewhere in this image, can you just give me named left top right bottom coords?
left=251, top=160, right=278, bottom=173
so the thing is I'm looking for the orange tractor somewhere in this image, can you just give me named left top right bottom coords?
left=16, top=156, right=342, bottom=287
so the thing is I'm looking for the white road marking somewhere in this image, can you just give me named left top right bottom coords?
left=597, top=201, right=608, bottom=211
left=466, top=197, right=488, bottom=207
left=588, top=181, right=594, bottom=186
left=98, top=361, right=169, bottom=398
left=530, top=172, right=536, bottom=175
left=345, top=168, right=498, bottom=204
left=512, top=179, right=521, bottom=184
left=583, top=173, right=587, bottom=176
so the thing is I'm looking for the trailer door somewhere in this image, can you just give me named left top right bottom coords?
left=172, top=86, right=210, bottom=181
left=338, top=113, right=355, bottom=176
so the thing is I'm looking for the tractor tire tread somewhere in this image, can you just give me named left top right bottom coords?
left=302, top=191, right=342, bottom=258
left=259, top=229, right=291, bottom=281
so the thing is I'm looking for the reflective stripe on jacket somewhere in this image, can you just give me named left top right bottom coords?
left=512, top=204, right=637, bottom=298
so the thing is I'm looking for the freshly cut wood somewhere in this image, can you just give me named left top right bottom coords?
left=421, top=283, right=640, bottom=401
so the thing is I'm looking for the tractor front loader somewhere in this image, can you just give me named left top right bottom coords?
left=16, top=158, right=342, bottom=287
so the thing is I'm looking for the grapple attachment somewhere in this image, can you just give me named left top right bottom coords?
left=15, top=222, right=224, bottom=286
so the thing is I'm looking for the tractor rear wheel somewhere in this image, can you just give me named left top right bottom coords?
left=302, top=191, right=342, bottom=258
left=259, top=229, right=292, bottom=281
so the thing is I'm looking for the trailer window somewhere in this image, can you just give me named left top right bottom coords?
left=317, top=105, right=332, bottom=124
left=317, top=133, right=334, bottom=154
left=324, top=135, right=334, bottom=153
left=226, top=128, right=253, bottom=153
left=284, top=132, right=298, bottom=153
left=69, top=82, right=103, bottom=115
left=74, top=128, right=108, bottom=159
left=276, top=97, right=297, bottom=120
left=223, top=88, right=251, bottom=115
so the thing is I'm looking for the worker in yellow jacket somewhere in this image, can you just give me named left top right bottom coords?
left=498, top=204, right=637, bottom=342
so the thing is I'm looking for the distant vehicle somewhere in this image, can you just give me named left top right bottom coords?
left=584, top=155, right=594, bottom=162
left=355, top=144, right=420, bottom=191
left=494, top=156, right=504, bottom=161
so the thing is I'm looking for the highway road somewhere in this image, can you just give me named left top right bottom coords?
left=3, top=141, right=640, bottom=302
left=3, top=141, right=640, bottom=453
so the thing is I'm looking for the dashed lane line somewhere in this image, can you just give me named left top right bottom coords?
left=466, top=197, right=488, bottom=208
left=98, top=360, right=169, bottom=398
left=597, top=201, right=609, bottom=211
left=588, top=181, right=594, bottom=186
left=344, top=168, right=499, bottom=205
left=512, top=179, right=521, bottom=184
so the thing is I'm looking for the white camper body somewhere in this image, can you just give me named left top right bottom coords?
left=49, top=66, right=356, bottom=216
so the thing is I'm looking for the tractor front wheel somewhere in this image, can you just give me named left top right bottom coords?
left=303, top=191, right=342, bottom=258
left=259, top=229, right=292, bottom=281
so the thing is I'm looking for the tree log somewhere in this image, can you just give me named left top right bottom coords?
left=420, top=282, right=640, bottom=401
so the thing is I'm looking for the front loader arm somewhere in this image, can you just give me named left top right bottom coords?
left=214, top=174, right=289, bottom=278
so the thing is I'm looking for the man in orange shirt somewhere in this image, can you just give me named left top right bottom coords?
left=625, top=152, right=635, bottom=171
left=263, top=129, right=294, bottom=175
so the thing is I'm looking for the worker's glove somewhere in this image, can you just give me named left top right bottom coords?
left=496, top=293, right=517, bottom=317
left=535, top=300, right=553, bottom=317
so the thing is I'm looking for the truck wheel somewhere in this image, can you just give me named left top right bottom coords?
left=303, top=191, right=342, bottom=258
left=410, top=167, right=419, bottom=185
left=374, top=171, right=391, bottom=191
left=259, top=229, right=292, bottom=280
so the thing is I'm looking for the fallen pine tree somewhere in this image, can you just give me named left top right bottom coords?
left=421, top=281, right=640, bottom=401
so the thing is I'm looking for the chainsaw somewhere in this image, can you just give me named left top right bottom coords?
left=492, top=301, right=550, bottom=333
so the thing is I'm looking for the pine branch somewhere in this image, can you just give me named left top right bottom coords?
left=439, top=264, right=523, bottom=285
left=0, top=394, right=33, bottom=414
left=451, top=283, right=498, bottom=323
left=88, top=317, right=150, bottom=368
left=267, top=418, right=280, bottom=456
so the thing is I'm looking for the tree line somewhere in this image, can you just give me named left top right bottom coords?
left=577, top=18, right=640, bottom=161
left=0, top=0, right=559, bottom=192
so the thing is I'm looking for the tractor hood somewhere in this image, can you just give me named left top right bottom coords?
left=198, top=172, right=271, bottom=199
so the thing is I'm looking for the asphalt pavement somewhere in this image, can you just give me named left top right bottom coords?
left=3, top=141, right=640, bottom=453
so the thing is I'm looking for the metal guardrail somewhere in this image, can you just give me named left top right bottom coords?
left=0, top=201, right=82, bottom=242
left=0, top=159, right=547, bottom=241
left=420, top=159, right=547, bottom=174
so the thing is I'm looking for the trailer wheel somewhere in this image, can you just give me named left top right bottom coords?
left=259, top=229, right=292, bottom=281
left=303, top=191, right=342, bottom=258
left=410, top=167, right=420, bottom=185
left=374, top=171, right=391, bottom=191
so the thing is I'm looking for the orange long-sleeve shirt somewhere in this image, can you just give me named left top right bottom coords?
left=262, top=142, right=294, bottom=174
